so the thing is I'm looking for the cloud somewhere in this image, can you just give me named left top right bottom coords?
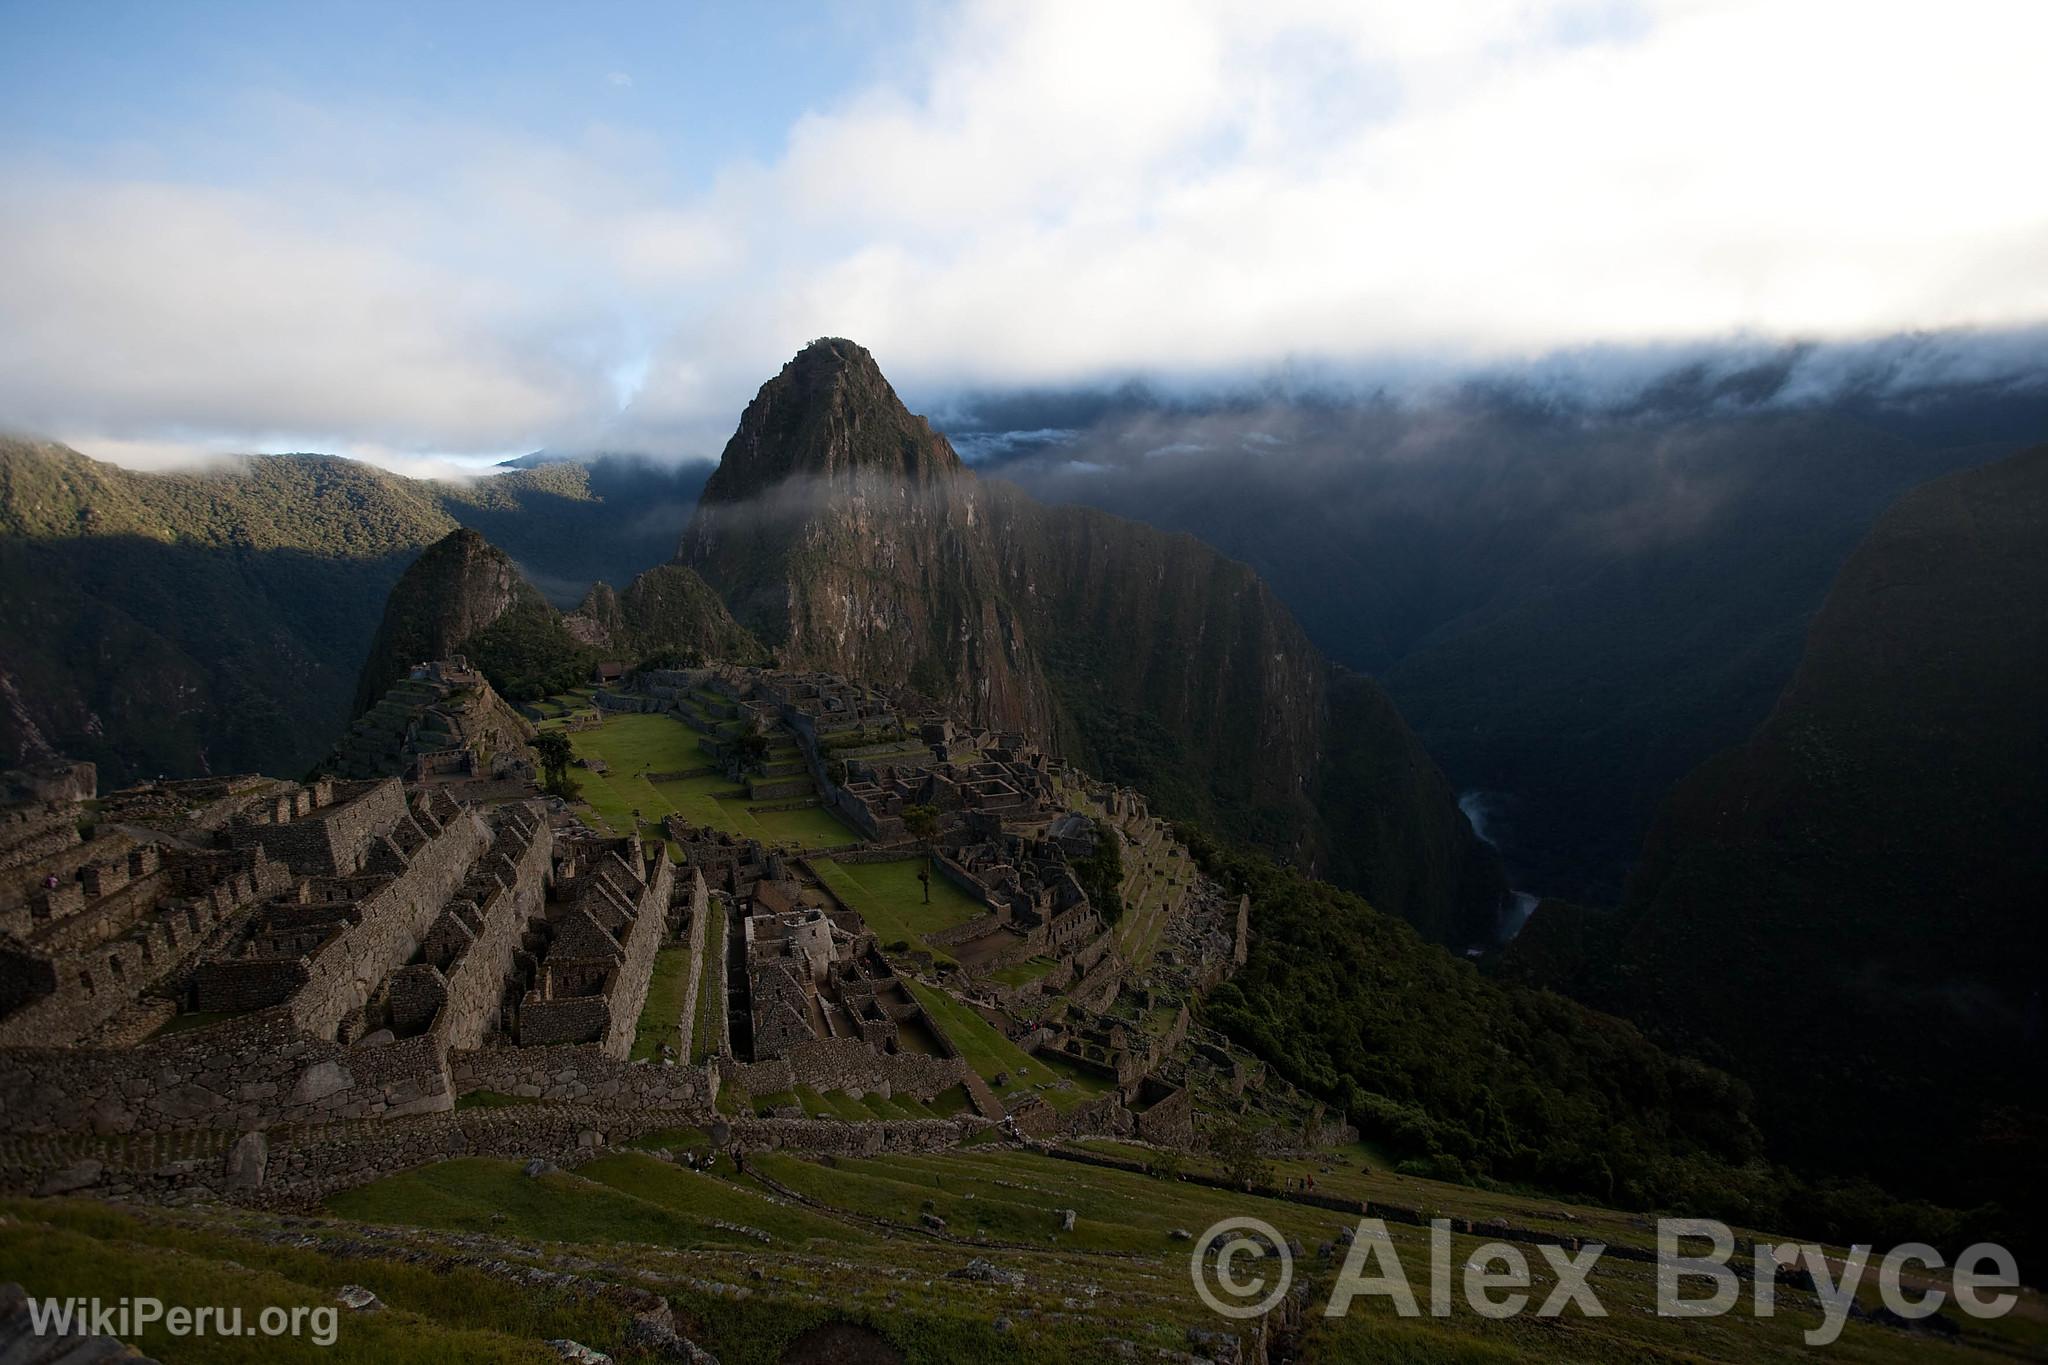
left=2, top=0, right=2044, bottom=467
left=605, top=71, right=633, bottom=88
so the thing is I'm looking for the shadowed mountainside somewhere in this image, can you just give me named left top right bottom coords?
left=1506, top=444, right=2048, bottom=1225
left=965, top=386, right=2048, bottom=902
left=0, top=439, right=708, bottom=783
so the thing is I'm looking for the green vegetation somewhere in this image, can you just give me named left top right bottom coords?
left=904, top=979, right=1109, bottom=1112
left=901, top=802, right=939, bottom=902
left=530, top=729, right=576, bottom=798
left=689, top=905, right=726, bottom=1063
left=1182, top=825, right=2002, bottom=1259
left=552, top=710, right=856, bottom=851
left=987, top=955, right=1056, bottom=987
left=813, top=857, right=981, bottom=957
left=20, top=1132, right=2037, bottom=1365
left=1070, top=815, right=1124, bottom=924
left=460, top=597, right=598, bottom=703
left=629, top=946, right=690, bottom=1061
left=1, top=1195, right=634, bottom=1363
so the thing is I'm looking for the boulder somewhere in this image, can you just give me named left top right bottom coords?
left=224, top=1131, right=268, bottom=1190
left=524, top=1159, right=560, bottom=1178
left=948, top=1258, right=1024, bottom=1286
left=291, top=1060, right=353, bottom=1104
left=335, top=1285, right=382, bottom=1312
left=34, top=1161, right=102, bottom=1197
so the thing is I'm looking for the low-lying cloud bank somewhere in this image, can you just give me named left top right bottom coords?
left=2, top=1, right=2043, bottom=467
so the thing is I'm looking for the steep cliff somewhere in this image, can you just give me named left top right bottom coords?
left=679, top=339, right=1506, bottom=942
left=1555, top=444, right=2048, bottom=1216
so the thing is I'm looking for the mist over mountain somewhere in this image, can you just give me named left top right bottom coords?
left=679, top=339, right=1508, bottom=942
left=930, top=336, right=2048, bottom=900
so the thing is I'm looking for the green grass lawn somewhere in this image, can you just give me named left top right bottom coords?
left=813, top=857, right=984, bottom=956
left=18, top=1137, right=2035, bottom=1365
left=746, top=801, right=859, bottom=847
left=629, top=945, right=689, bottom=1061
left=904, top=980, right=1108, bottom=1112
left=988, top=956, right=1057, bottom=987
left=1, top=1197, right=636, bottom=1363
left=559, top=711, right=858, bottom=851
left=689, top=903, right=727, bottom=1062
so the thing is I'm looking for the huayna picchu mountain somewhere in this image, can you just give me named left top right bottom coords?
left=680, top=338, right=1506, bottom=942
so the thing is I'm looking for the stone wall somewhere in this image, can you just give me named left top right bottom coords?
left=0, top=847, right=293, bottom=1048
left=1068, top=948, right=1125, bottom=1013
left=230, top=779, right=404, bottom=879
left=285, top=807, right=491, bottom=1040
left=1134, top=1082, right=1195, bottom=1148
left=673, top=872, right=709, bottom=1062
left=436, top=814, right=552, bottom=1050
left=0, top=1007, right=453, bottom=1137
left=720, top=1037, right=966, bottom=1102
left=449, top=1044, right=708, bottom=1115
left=1057, top=1090, right=1134, bottom=1139
left=519, top=993, right=611, bottom=1046
left=597, top=853, right=672, bottom=1059
left=726, top=1115, right=988, bottom=1157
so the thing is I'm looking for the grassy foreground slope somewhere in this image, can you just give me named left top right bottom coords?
left=13, top=1138, right=2039, bottom=1363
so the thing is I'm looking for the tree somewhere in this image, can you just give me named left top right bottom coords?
left=532, top=730, right=577, bottom=798
left=903, top=803, right=939, bottom=903
left=1208, top=1114, right=1274, bottom=1191
left=731, top=729, right=770, bottom=775
left=1074, top=817, right=1126, bottom=925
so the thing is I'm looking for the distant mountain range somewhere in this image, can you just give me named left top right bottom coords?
left=0, top=440, right=708, bottom=785
left=953, top=375, right=2048, bottom=902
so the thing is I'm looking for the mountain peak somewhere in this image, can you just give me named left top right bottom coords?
left=696, top=338, right=964, bottom=503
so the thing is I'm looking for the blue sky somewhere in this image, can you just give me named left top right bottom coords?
left=1, top=2, right=911, bottom=192
left=0, top=1, right=2041, bottom=472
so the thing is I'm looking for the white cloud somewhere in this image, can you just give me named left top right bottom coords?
left=2, top=0, right=2044, bottom=468
left=606, top=71, right=634, bottom=88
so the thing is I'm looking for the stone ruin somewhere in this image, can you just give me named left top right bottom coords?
left=0, top=749, right=679, bottom=1143
left=325, top=655, right=535, bottom=789
left=0, top=658, right=1325, bottom=1207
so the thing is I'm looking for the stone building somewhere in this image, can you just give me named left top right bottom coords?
left=510, top=836, right=674, bottom=1055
